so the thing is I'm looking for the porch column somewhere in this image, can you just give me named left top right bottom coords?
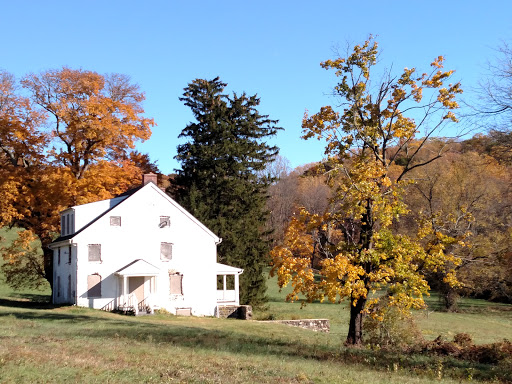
left=234, top=273, right=240, bottom=306
left=123, top=275, right=128, bottom=305
left=223, top=275, right=227, bottom=301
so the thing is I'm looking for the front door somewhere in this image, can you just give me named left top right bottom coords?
left=129, top=276, right=145, bottom=304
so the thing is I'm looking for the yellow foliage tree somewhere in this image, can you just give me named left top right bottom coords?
left=270, top=37, right=463, bottom=345
left=0, top=68, right=154, bottom=290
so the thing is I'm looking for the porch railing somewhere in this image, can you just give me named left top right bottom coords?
left=101, top=299, right=116, bottom=312
left=138, top=296, right=153, bottom=314
left=217, top=290, right=237, bottom=303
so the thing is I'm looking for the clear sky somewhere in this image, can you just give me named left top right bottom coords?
left=1, top=1, right=511, bottom=174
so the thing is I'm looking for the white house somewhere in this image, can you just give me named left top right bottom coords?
left=49, top=174, right=243, bottom=316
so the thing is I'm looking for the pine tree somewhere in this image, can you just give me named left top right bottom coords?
left=172, top=77, right=281, bottom=306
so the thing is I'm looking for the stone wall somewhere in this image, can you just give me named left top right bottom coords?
left=265, top=319, right=330, bottom=333
left=216, top=305, right=253, bottom=320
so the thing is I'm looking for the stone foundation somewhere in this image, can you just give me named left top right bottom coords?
left=266, top=319, right=330, bottom=332
left=216, top=305, right=253, bottom=320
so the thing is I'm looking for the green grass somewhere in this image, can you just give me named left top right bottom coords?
left=0, top=305, right=492, bottom=383
left=1, top=231, right=512, bottom=382
left=262, top=271, right=512, bottom=345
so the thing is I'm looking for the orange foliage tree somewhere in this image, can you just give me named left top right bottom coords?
left=270, top=37, right=463, bottom=345
left=0, top=68, right=154, bottom=290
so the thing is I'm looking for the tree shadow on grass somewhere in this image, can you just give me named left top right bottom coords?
left=0, top=307, right=151, bottom=329
left=0, top=296, right=53, bottom=310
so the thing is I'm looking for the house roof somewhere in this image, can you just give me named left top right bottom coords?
left=216, top=263, right=243, bottom=275
left=49, top=188, right=138, bottom=246
left=49, top=181, right=221, bottom=247
left=115, top=259, right=160, bottom=277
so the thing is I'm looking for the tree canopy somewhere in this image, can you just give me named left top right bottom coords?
left=0, top=67, right=155, bottom=289
left=172, top=77, right=281, bottom=306
left=270, top=37, right=463, bottom=345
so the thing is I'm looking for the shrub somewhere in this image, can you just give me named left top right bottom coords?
left=453, top=333, right=473, bottom=348
left=363, top=301, right=424, bottom=349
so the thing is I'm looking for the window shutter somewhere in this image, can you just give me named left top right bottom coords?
left=170, top=273, right=183, bottom=295
left=87, top=274, right=101, bottom=297
left=110, top=216, right=121, bottom=226
left=88, top=244, right=101, bottom=262
left=159, top=216, right=170, bottom=228
left=160, top=242, right=172, bottom=261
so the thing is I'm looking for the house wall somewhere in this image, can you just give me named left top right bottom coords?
left=71, top=184, right=219, bottom=316
left=53, top=245, right=77, bottom=305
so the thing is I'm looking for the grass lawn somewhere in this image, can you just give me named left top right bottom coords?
left=1, top=227, right=512, bottom=382
left=261, top=271, right=512, bottom=346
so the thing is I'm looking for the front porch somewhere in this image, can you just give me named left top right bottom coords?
left=114, top=259, right=159, bottom=315
left=216, top=263, right=243, bottom=313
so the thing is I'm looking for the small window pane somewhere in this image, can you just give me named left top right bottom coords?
left=170, top=273, right=183, bottom=295
left=160, top=242, right=172, bottom=261
left=159, top=216, right=170, bottom=228
left=87, top=274, right=101, bottom=297
left=110, top=216, right=121, bottom=226
left=88, top=244, right=101, bottom=262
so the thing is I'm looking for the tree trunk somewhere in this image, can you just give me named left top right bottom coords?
left=441, top=286, right=459, bottom=312
left=346, top=295, right=367, bottom=345
left=346, top=200, right=373, bottom=346
left=43, top=246, right=53, bottom=292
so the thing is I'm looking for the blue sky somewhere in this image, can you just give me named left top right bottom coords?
left=1, top=1, right=511, bottom=174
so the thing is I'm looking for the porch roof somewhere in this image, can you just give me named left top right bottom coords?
left=216, top=263, right=243, bottom=275
left=115, top=259, right=160, bottom=277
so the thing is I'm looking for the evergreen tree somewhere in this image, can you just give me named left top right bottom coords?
left=172, top=77, right=281, bottom=306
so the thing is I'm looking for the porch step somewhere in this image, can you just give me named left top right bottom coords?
left=113, top=306, right=136, bottom=316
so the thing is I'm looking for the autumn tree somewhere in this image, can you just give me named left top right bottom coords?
left=0, top=67, right=154, bottom=290
left=264, top=157, right=331, bottom=247
left=172, top=77, right=281, bottom=306
left=271, top=38, right=463, bottom=345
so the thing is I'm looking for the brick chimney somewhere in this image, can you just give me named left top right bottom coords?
left=142, top=173, right=158, bottom=186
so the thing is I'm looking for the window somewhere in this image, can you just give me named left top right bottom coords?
left=88, top=244, right=101, bottom=262
left=68, top=245, right=72, bottom=264
left=70, top=213, right=74, bottom=233
left=62, top=215, right=66, bottom=236
left=87, top=274, right=101, bottom=298
left=57, top=276, right=61, bottom=297
left=160, top=242, right=172, bottom=261
left=66, top=215, right=70, bottom=235
left=57, top=248, right=61, bottom=265
left=159, top=216, right=170, bottom=228
left=169, top=273, right=183, bottom=295
left=67, top=275, right=72, bottom=300
left=110, top=216, right=121, bottom=226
